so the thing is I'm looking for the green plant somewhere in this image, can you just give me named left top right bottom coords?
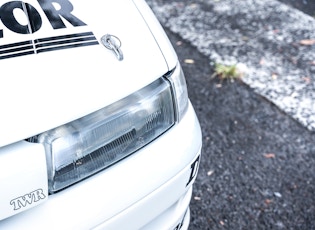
left=211, top=63, right=242, bottom=80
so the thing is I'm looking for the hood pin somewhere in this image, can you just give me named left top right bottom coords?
left=101, top=34, right=124, bottom=61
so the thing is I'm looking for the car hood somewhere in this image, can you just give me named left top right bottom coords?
left=0, top=0, right=174, bottom=147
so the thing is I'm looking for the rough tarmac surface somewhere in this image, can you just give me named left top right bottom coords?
left=145, top=0, right=315, bottom=229
left=147, top=0, right=315, bottom=131
left=278, top=0, right=315, bottom=17
left=169, top=30, right=315, bottom=229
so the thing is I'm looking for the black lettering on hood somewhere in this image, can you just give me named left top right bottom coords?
left=0, top=0, right=97, bottom=60
left=0, top=1, right=42, bottom=34
left=37, top=0, right=86, bottom=29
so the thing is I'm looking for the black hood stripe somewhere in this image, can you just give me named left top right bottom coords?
left=0, top=32, right=99, bottom=60
left=37, top=41, right=99, bottom=54
left=36, top=32, right=95, bottom=43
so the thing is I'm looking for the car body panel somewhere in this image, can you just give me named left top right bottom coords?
left=0, top=0, right=202, bottom=228
left=0, top=141, right=48, bottom=220
left=0, top=0, right=174, bottom=147
left=0, top=103, right=202, bottom=229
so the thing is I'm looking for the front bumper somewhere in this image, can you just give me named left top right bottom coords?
left=0, top=102, right=202, bottom=230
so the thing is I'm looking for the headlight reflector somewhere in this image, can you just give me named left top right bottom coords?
left=38, top=78, right=175, bottom=193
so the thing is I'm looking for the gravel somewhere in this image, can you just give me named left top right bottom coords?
left=166, top=28, right=315, bottom=230
left=146, top=0, right=315, bottom=131
left=144, top=0, right=315, bottom=229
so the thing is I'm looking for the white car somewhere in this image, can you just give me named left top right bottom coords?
left=0, top=0, right=202, bottom=229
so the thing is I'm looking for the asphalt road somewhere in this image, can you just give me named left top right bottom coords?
left=147, top=0, right=315, bottom=132
left=278, top=0, right=315, bottom=16
left=166, top=29, right=315, bottom=230
left=153, top=3, right=315, bottom=230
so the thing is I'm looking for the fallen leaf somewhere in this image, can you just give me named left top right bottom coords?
left=299, top=39, right=315, bottom=45
left=189, top=3, right=198, bottom=8
left=184, top=59, right=195, bottom=64
left=207, top=170, right=214, bottom=176
left=302, top=77, right=311, bottom=83
left=264, top=153, right=276, bottom=158
left=271, top=73, right=278, bottom=80
left=176, top=41, right=183, bottom=46
left=259, top=58, right=265, bottom=65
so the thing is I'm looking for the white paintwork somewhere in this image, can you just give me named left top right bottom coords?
left=0, top=141, right=48, bottom=220
left=0, top=103, right=202, bottom=229
left=0, top=0, right=201, bottom=228
left=132, top=0, right=178, bottom=70
left=0, top=0, right=177, bottom=147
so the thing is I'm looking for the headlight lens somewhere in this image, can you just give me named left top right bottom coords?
left=165, top=63, right=189, bottom=121
left=38, top=78, right=175, bottom=193
left=29, top=63, right=189, bottom=193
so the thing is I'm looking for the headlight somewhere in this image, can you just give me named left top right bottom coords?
left=27, top=63, right=189, bottom=193
left=38, top=78, right=175, bottom=193
left=165, top=63, right=189, bottom=121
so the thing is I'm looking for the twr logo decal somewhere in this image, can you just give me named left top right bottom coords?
left=10, top=189, right=46, bottom=211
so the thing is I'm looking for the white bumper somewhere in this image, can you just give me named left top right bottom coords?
left=0, top=102, right=202, bottom=230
